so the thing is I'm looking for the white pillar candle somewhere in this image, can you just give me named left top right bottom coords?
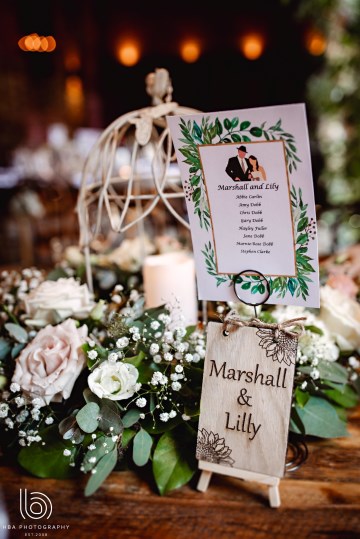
left=143, top=251, right=198, bottom=326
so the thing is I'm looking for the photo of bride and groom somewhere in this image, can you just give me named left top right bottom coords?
left=225, top=145, right=267, bottom=182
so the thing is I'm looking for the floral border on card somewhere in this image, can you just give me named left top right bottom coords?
left=178, top=115, right=317, bottom=301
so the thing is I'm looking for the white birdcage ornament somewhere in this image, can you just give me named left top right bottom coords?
left=77, top=68, right=200, bottom=291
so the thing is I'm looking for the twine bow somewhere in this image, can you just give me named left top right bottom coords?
left=223, top=310, right=306, bottom=338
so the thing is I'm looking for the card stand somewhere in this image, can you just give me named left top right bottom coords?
left=197, top=269, right=283, bottom=508
left=197, top=461, right=281, bottom=508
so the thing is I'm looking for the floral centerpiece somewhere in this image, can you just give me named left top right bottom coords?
left=0, top=266, right=359, bottom=496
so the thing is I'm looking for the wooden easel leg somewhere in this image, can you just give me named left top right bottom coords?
left=268, top=484, right=281, bottom=508
left=197, top=470, right=212, bottom=492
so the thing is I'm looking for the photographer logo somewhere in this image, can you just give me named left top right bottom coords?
left=19, top=489, right=52, bottom=520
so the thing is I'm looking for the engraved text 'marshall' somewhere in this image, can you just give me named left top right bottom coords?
left=209, top=360, right=288, bottom=389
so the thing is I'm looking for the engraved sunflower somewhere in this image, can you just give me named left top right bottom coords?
left=256, top=328, right=298, bottom=366
left=196, top=428, right=235, bottom=466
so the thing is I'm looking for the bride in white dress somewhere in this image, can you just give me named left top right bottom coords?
left=248, top=155, right=267, bottom=181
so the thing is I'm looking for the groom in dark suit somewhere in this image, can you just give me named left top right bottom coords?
left=225, top=145, right=251, bottom=181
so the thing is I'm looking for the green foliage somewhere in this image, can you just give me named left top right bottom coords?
left=0, top=338, right=11, bottom=359
left=295, top=387, right=310, bottom=408
left=152, top=428, right=196, bottom=495
left=76, top=403, right=100, bottom=433
left=85, top=448, right=118, bottom=496
left=323, top=385, right=358, bottom=408
left=122, top=409, right=141, bottom=428
left=291, top=396, right=348, bottom=438
left=299, top=361, right=348, bottom=384
left=122, top=428, right=136, bottom=447
left=18, top=426, right=77, bottom=479
left=133, top=428, right=153, bottom=467
left=201, top=241, right=232, bottom=287
left=268, top=185, right=316, bottom=300
left=5, top=323, right=28, bottom=344
left=98, top=402, right=123, bottom=435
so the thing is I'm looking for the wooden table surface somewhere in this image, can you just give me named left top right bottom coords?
left=1, top=408, right=359, bottom=539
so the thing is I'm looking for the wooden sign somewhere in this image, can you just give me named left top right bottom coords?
left=196, top=322, right=298, bottom=505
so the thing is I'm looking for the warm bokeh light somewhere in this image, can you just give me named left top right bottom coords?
left=32, top=35, right=41, bottom=51
left=240, top=33, right=265, bottom=60
left=46, top=36, right=56, bottom=52
left=24, top=35, right=35, bottom=51
left=65, top=76, right=84, bottom=108
left=18, top=33, right=56, bottom=52
left=180, top=40, right=201, bottom=63
left=116, top=41, right=140, bottom=66
left=40, top=37, right=48, bottom=52
left=305, top=29, right=327, bottom=56
left=65, top=49, right=81, bottom=71
left=18, top=37, right=26, bottom=51
left=65, top=75, right=84, bottom=122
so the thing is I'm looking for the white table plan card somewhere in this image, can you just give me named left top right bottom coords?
left=167, top=104, right=319, bottom=308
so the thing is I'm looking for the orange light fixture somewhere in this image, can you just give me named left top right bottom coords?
left=116, top=41, right=141, bottom=66
left=305, top=29, right=327, bottom=56
left=240, top=33, right=265, bottom=60
left=180, top=40, right=201, bottom=63
left=18, top=33, right=56, bottom=52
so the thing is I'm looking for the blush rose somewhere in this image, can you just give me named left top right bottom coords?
left=11, top=319, right=88, bottom=405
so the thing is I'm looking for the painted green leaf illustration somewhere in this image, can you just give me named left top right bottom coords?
left=224, top=118, right=231, bottom=130
left=250, top=127, right=263, bottom=137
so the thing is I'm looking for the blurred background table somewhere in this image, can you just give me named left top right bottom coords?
left=1, top=408, right=359, bottom=539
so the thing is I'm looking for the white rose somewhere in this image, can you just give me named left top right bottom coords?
left=319, top=285, right=360, bottom=351
left=88, top=361, right=139, bottom=400
left=11, top=319, right=87, bottom=405
left=105, top=237, right=155, bottom=272
left=64, top=246, right=85, bottom=267
left=23, top=277, right=95, bottom=327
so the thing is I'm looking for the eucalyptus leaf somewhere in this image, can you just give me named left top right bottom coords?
left=5, top=323, right=28, bottom=344
left=84, top=448, right=118, bottom=496
left=98, top=403, right=123, bottom=435
left=76, top=402, right=100, bottom=433
left=295, top=396, right=348, bottom=438
left=59, top=415, right=77, bottom=438
left=11, top=343, right=26, bottom=359
left=318, top=362, right=349, bottom=384
left=133, top=428, right=153, bottom=467
left=18, top=426, right=76, bottom=479
left=289, top=406, right=305, bottom=435
left=0, top=338, right=11, bottom=359
left=122, top=409, right=141, bottom=428
left=299, top=362, right=348, bottom=385
left=152, top=429, right=196, bottom=495
left=83, top=388, right=100, bottom=405
left=82, top=436, right=115, bottom=472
